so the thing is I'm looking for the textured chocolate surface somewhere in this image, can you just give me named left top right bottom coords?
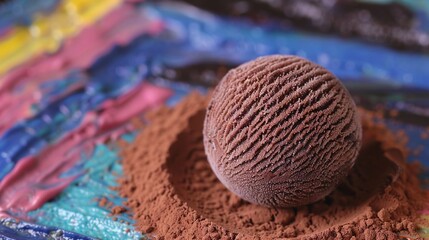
left=203, top=55, right=362, bottom=207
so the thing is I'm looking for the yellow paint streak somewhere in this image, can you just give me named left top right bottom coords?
left=0, top=0, right=120, bottom=76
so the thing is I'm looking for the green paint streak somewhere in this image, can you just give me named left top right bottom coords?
left=29, top=143, right=142, bottom=240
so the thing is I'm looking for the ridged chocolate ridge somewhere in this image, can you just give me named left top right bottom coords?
left=204, top=55, right=362, bottom=207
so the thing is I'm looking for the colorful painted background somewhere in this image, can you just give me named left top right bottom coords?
left=0, top=0, right=428, bottom=239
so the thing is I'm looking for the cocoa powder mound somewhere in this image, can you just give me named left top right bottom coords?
left=117, top=93, right=426, bottom=240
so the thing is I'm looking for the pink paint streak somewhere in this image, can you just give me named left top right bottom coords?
left=0, top=83, right=171, bottom=218
left=0, top=3, right=164, bottom=135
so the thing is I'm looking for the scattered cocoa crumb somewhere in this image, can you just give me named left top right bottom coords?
left=389, top=109, right=399, bottom=118
left=111, top=206, right=127, bottom=215
left=98, top=197, right=108, bottom=208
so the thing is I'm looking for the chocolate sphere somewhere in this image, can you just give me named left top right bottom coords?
left=203, top=55, right=362, bottom=208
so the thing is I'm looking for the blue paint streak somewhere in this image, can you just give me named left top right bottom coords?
left=1, top=2, right=429, bottom=239
left=143, top=2, right=429, bottom=89
left=0, top=36, right=154, bottom=179
left=1, top=0, right=429, bottom=181
left=0, top=218, right=96, bottom=240
left=0, top=0, right=59, bottom=33
left=390, top=123, right=429, bottom=167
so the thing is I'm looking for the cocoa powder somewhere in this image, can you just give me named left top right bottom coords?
left=117, top=93, right=426, bottom=239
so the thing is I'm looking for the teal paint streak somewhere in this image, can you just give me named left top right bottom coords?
left=358, top=0, right=429, bottom=16
left=29, top=143, right=142, bottom=240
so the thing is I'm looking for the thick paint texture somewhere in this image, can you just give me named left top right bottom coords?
left=0, top=32, right=173, bottom=179
left=0, top=4, right=162, bottom=136
left=0, top=0, right=59, bottom=32
left=0, top=0, right=120, bottom=75
left=29, top=143, right=142, bottom=240
left=0, top=218, right=96, bottom=240
left=0, top=1, right=427, bottom=239
left=0, top=83, right=171, bottom=216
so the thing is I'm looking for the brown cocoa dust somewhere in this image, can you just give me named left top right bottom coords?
left=117, top=93, right=427, bottom=239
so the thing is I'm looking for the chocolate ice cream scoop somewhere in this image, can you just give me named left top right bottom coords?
left=203, top=55, right=362, bottom=208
